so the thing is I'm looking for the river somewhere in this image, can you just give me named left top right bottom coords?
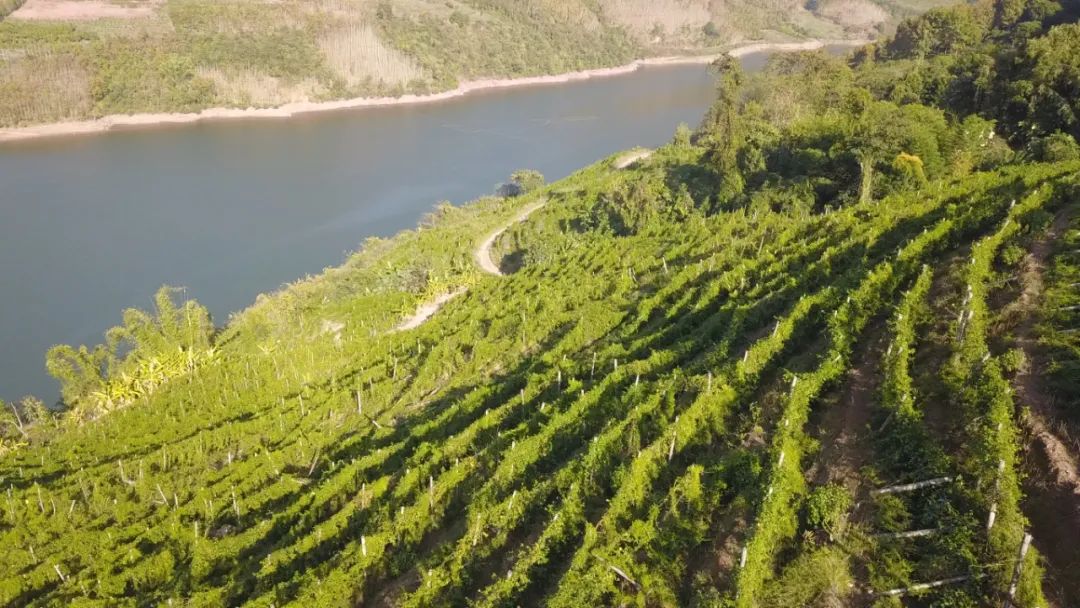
left=0, top=48, right=831, bottom=402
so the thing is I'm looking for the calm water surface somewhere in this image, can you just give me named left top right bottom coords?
left=0, top=50, right=805, bottom=401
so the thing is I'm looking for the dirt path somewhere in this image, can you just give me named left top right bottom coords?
left=1014, top=209, right=1080, bottom=494
left=393, top=287, right=467, bottom=332
left=614, top=149, right=653, bottom=169
left=806, top=329, right=884, bottom=494
left=475, top=200, right=546, bottom=276
left=394, top=199, right=546, bottom=331
left=1012, top=209, right=1080, bottom=607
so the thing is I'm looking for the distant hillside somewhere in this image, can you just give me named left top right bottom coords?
left=0, top=0, right=952, bottom=128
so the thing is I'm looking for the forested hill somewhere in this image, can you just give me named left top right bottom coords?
left=4, top=0, right=1080, bottom=606
left=0, top=0, right=949, bottom=128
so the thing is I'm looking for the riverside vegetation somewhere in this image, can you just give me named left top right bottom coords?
left=0, top=0, right=952, bottom=129
left=3, top=0, right=1080, bottom=606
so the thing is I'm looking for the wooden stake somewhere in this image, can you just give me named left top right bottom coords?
left=593, top=554, right=639, bottom=589
left=872, top=477, right=953, bottom=495
left=878, top=576, right=971, bottom=597
left=1005, top=533, right=1033, bottom=606
left=117, top=461, right=135, bottom=487
left=873, top=528, right=940, bottom=539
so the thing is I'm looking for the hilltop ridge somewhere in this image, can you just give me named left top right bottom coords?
left=0, top=0, right=950, bottom=130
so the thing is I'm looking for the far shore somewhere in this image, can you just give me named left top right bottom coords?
left=0, top=38, right=869, bottom=143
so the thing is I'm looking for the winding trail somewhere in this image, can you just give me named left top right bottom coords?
left=393, top=288, right=468, bottom=332
left=393, top=199, right=547, bottom=331
left=475, top=199, right=547, bottom=276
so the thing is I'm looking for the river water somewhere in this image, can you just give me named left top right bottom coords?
left=0, top=50, right=809, bottom=402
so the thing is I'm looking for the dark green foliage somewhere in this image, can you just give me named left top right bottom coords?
left=883, top=4, right=991, bottom=59
left=187, top=29, right=325, bottom=81
left=1025, top=23, right=1080, bottom=138
left=1033, top=131, right=1080, bottom=160
left=701, top=55, right=748, bottom=206
left=89, top=42, right=215, bottom=115
left=510, top=170, right=545, bottom=194
left=804, top=483, right=852, bottom=540
left=854, top=0, right=1080, bottom=146
left=375, top=6, right=637, bottom=90
left=0, top=20, right=95, bottom=48
left=698, top=51, right=966, bottom=210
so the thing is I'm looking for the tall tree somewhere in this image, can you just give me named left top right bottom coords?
left=702, top=55, right=747, bottom=206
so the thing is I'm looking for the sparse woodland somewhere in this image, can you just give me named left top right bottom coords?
left=3, top=0, right=1080, bottom=606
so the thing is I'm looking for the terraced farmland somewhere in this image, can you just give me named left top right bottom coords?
left=3, top=0, right=1080, bottom=605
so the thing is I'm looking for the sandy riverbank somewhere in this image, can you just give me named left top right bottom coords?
left=0, top=38, right=869, bottom=143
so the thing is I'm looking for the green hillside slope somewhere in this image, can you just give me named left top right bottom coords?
left=0, top=0, right=952, bottom=128
left=3, top=0, right=1080, bottom=606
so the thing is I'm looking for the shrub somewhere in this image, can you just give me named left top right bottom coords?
left=511, top=169, right=546, bottom=194
left=805, top=483, right=852, bottom=541
left=1032, top=132, right=1080, bottom=162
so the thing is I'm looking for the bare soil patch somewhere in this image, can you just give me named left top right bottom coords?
left=614, top=148, right=653, bottom=169
left=10, top=0, right=160, bottom=21
left=1009, top=209, right=1080, bottom=606
left=598, top=0, right=710, bottom=40
left=475, top=200, right=547, bottom=276
left=815, top=0, right=889, bottom=30
left=1012, top=209, right=1080, bottom=489
left=394, top=287, right=467, bottom=332
left=805, top=328, right=886, bottom=496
